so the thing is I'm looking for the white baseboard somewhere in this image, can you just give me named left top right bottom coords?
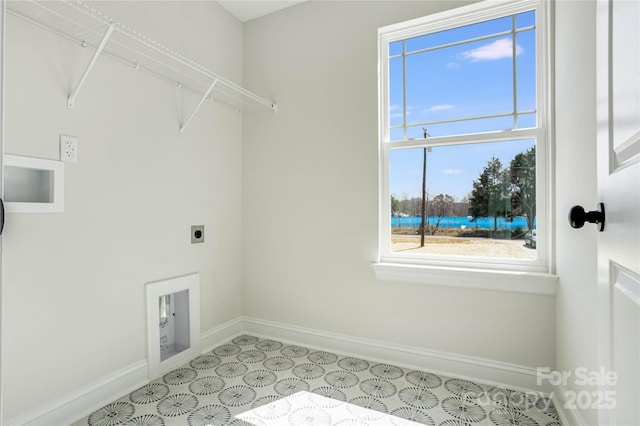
left=200, top=316, right=244, bottom=354
left=5, top=317, right=243, bottom=426
left=551, top=384, right=589, bottom=426
left=5, top=361, right=148, bottom=426
left=6, top=315, right=555, bottom=425
left=241, top=316, right=553, bottom=394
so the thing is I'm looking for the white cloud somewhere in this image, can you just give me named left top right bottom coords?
left=461, top=38, right=523, bottom=62
left=447, top=62, right=460, bottom=69
left=442, top=169, right=464, bottom=175
left=429, top=104, right=454, bottom=112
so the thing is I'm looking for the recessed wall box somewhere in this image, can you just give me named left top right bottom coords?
left=146, top=273, right=200, bottom=379
left=3, top=155, right=65, bottom=213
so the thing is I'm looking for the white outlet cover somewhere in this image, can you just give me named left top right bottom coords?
left=60, top=134, right=78, bottom=163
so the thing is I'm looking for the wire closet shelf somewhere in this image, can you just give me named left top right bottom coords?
left=6, top=0, right=277, bottom=132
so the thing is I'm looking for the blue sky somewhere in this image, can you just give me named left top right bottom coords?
left=388, top=11, right=536, bottom=201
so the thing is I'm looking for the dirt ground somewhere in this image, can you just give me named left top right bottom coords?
left=391, top=235, right=536, bottom=259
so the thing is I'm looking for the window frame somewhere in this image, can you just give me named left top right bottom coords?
left=375, top=0, right=556, bottom=292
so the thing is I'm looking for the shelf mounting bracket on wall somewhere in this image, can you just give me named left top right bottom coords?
left=67, top=22, right=114, bottom=109
left=179, top=78, right=218, bottom=136
left=8, top=0, right=278, bottom=118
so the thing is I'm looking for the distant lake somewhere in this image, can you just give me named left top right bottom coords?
left=391, top=216, right=535, bottom=230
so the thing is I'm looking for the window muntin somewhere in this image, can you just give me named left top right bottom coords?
left=379, top=0, right=549, bottom=273
left=388, top=9, right=537, bottom=142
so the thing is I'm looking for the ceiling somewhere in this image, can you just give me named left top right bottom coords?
left=218, top=0, right=307, bottom=22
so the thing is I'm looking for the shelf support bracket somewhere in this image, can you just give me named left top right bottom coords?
left=67, top=23, right=115, bottom=109
left=179, top=78, right=218, bottom=136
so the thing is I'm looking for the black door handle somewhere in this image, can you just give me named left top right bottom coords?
left=569, top=203, right=605, bottom=231
left=0, top=198, right=4, bottom=235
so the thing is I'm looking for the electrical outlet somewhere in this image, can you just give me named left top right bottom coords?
left=191, top=225, right=204, bottom=244
left=60, top=134, right=78, bottom=163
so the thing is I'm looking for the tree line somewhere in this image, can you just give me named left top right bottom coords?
left=392, top=146, right=536, bottom=232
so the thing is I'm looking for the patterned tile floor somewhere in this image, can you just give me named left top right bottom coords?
left=73, top=335, right=561, bottom=426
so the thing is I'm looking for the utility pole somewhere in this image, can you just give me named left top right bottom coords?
left=420, top=128, right=431, bottom=247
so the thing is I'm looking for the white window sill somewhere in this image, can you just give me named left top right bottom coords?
left=372, top=262, right=558, bottom=295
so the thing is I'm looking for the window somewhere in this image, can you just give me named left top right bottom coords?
left=376, top=0, right=554, bottom=291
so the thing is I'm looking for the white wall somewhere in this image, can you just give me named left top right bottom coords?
left=2, top=1, right=243, bottom=420
left=0, top=0, right=602, bottom=421
left=554, top=2, right=599, bottom=424
left=242, top=1, right=556, bottom=369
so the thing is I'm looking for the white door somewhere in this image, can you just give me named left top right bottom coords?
left=596, top=0, right=640, bottom=424
left=0, top=0, right=5, bottom=421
